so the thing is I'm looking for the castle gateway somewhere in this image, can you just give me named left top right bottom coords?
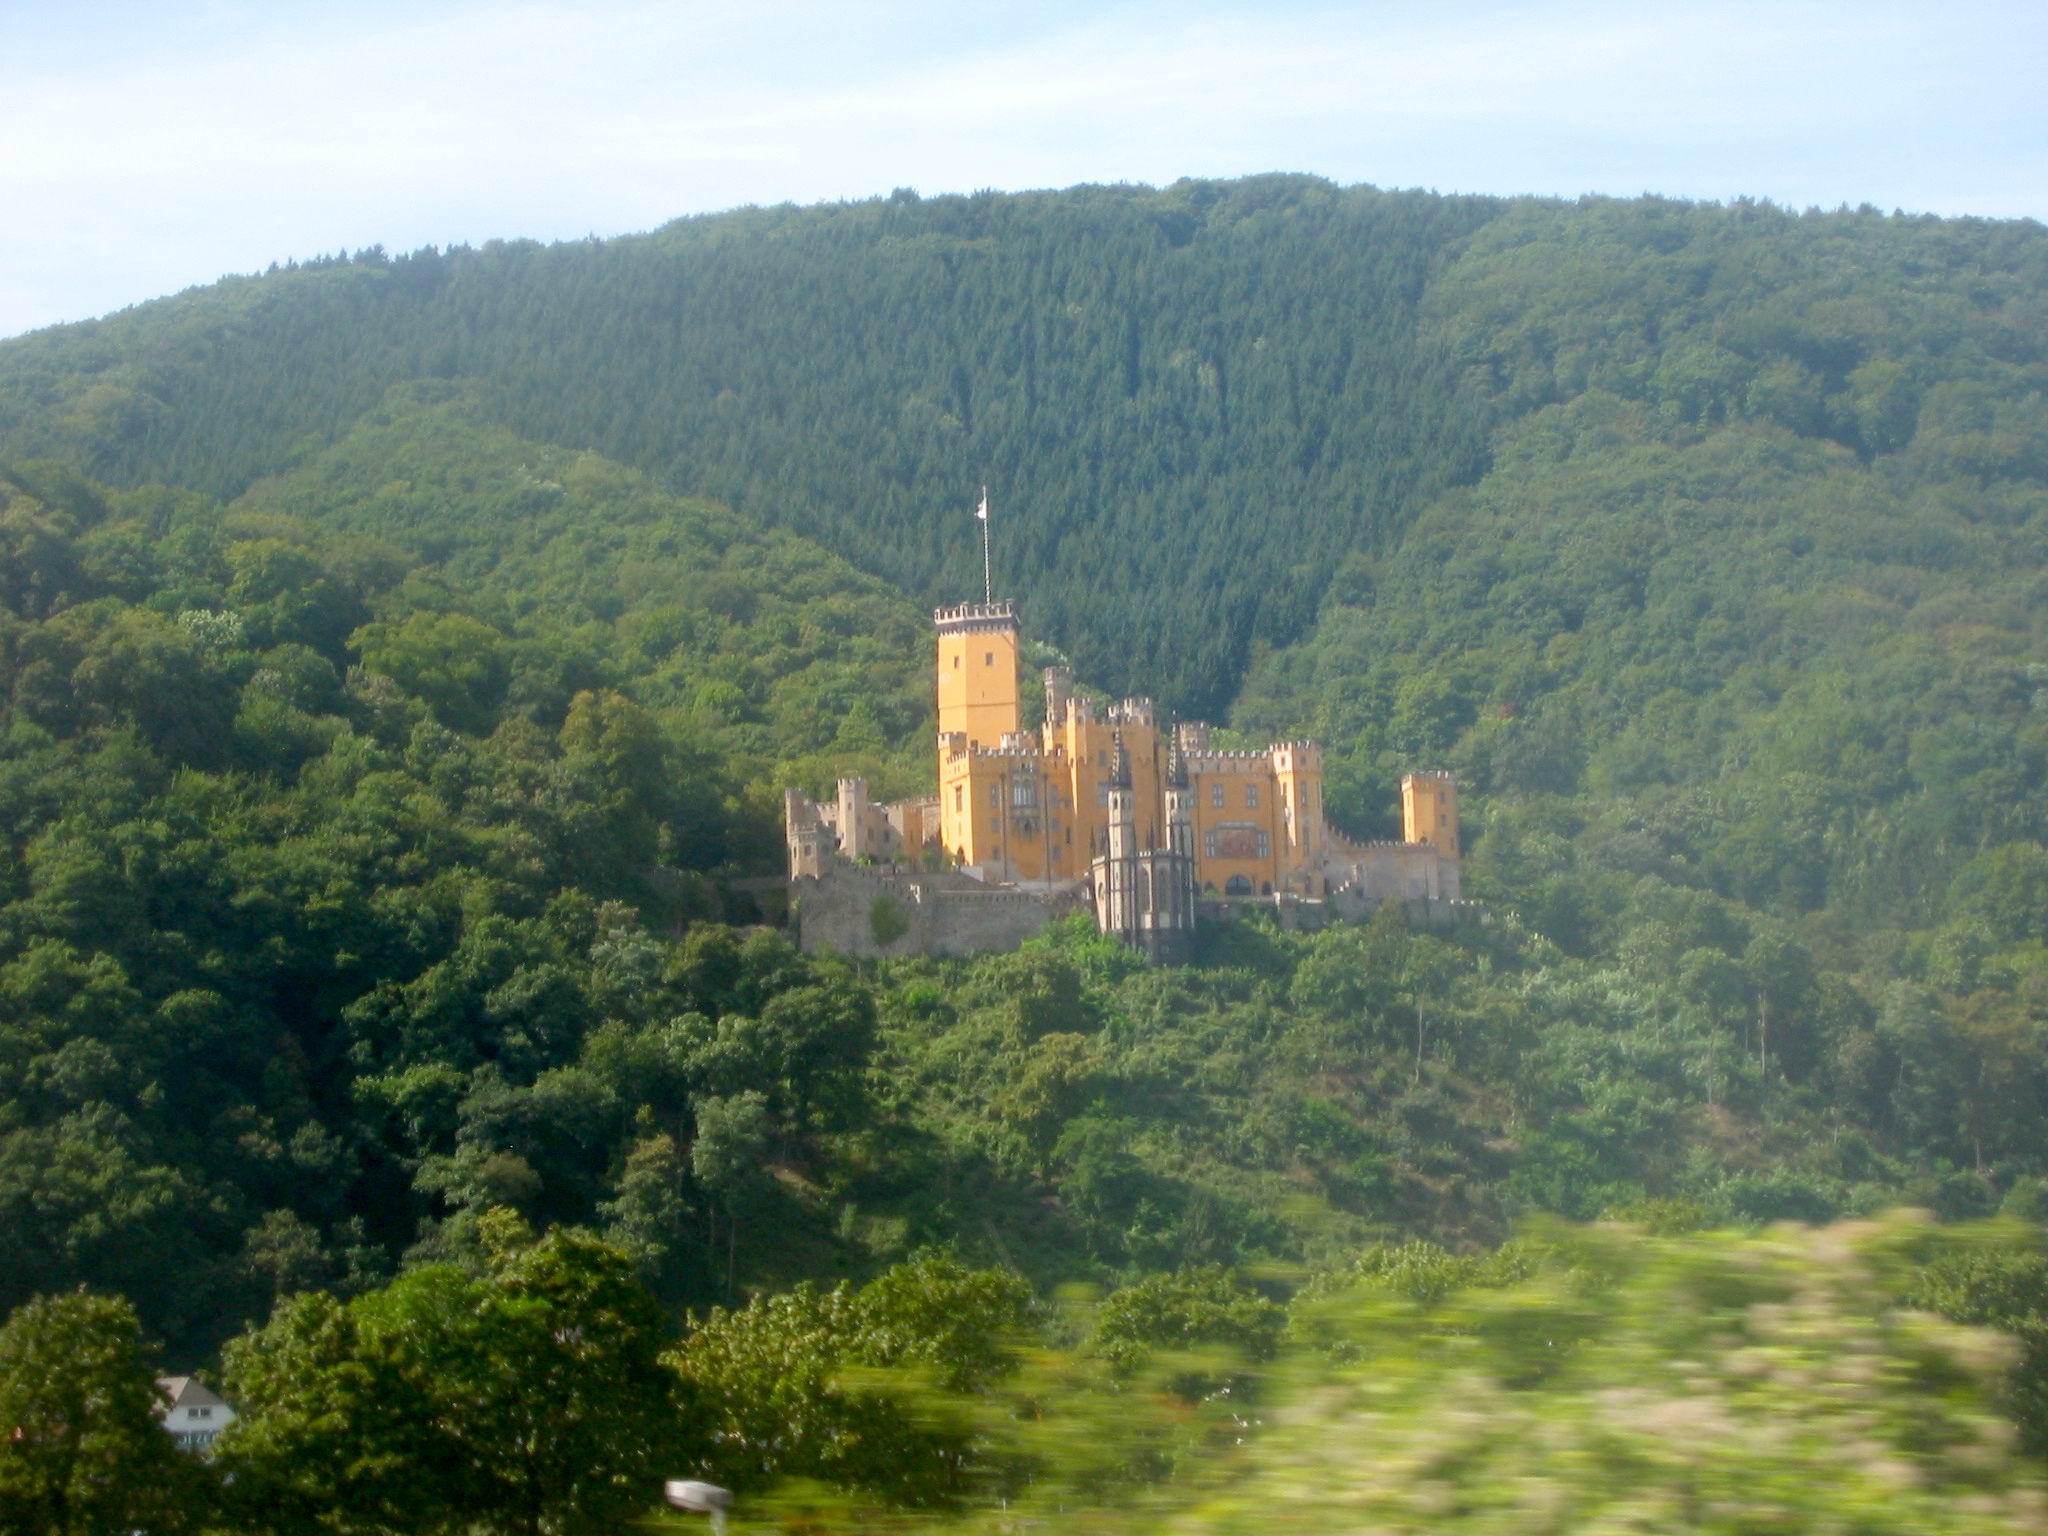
left=786, top=592, right=1464, bottom=961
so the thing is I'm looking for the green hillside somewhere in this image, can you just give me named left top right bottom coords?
left=0, top=404, right=937, bottom=1355
left=2, top=180, right=2041, bottom=722
left=6, top=176, right=2048, bottom=1530
left=0, top=177, right=1497, bottom=712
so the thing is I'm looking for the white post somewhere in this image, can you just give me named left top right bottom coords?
left=978, top=485, right=992, bottom=604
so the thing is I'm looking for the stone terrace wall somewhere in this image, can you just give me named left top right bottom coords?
left=792, top=863, right=1086, bottom=959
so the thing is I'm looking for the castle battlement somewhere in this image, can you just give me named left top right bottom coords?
left=933, top=600, right=1018, bottom=633
left=1106, top=697, right=1157, bottom=725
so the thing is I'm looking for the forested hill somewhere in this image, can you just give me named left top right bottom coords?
left=5, top=180, right=2042, bottom=716
left=9, top=177, right=2048, bottom=1503
left=0, top=181, right=1848, bottom=709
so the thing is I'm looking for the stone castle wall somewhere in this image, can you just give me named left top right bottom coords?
left=790, top=862, right=1087, bottom=959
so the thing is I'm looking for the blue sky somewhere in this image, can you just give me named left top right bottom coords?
left=2, top=0, right=2042, bottom=339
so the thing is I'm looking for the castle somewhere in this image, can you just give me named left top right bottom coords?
left=785, top=592, right=1466, bottom=960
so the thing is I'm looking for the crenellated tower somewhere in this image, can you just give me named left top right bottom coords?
left=935, top=599, right=1021, bottom=752
left=1401, top=771, right=1459, bottom=859
left=1272, top=740, right=1324, bottom=885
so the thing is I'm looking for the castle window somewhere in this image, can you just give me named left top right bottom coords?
left=1245, top=783, right=1259, bottom=808
left=1258, top=830, right=1271, bottom=857
left=1011, top=779, right=1036, bottom=807
left=985, top=651, right=993, bottom=666
left=954, top=786, right=963, bottom=810
left=953, top=655, right=961, bottom=669
left=1210, top=783, right=1224, bottom=808
left=989, top=783, right=999, bottom=808
left=1097, top=782, right=1110, bottom=806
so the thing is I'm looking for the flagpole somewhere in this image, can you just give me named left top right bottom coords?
left=979, top=485, right=992, bottom=604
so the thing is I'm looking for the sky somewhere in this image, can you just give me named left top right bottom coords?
left=2, top=0, right=2043, bottom=340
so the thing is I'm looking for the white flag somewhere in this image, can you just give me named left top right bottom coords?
left=975, top=490, right=989, bottom=522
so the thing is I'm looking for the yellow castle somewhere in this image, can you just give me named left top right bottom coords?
left=928, top=597, right=1457, bottom=896
left=785, top=580, right=1463, bottom=960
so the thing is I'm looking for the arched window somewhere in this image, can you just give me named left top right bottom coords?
left=1224, top=875, right=1253, bottom=896
left=1260, top=881, right=1273, bottom=896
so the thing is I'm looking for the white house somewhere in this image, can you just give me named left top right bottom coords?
left=156, top=1376, right=234, bottom=1451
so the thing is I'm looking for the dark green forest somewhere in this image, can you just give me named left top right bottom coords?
left=3, top=176, right=2048, bottom=1531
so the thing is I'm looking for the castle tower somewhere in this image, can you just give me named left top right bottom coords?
left=1043, top=665, right=1072, bottom=737
left=786, top=788, right=827, bottom=879
left=1102, top=731, right=1136, bottom=940
left=1106, top=732, right=1134, bottom=860
left=1401, top=771, right=1459, bottom=859
left=836, top=776, right=872, bottom=861
left=1272, top=741, right=1325, bottom=878
left=1157, top=731, right=1198, bottom=949
left=935, top=599, right=1020, bottom=753
left=1164, top=732, right=1194, bottom=865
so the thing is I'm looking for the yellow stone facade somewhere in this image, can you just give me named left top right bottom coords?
left=931, top=600, right=1454, bottom=899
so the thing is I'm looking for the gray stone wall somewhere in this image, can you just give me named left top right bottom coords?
left=791, top=864, right=1086, bottom=959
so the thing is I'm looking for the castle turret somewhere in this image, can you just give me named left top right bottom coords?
left=1164, top=732, right=1194, bottom=863
left=1272, top=741, right=1325, bottom=882
left=1043, top=665, right=1072, bottom=735
left=1153, top=728, right=1198, bottom=954
left=935, top=599, right=1020, bottom=753
left=1106, top=731, right=1134, bottom=862
left=1401, top=771, right=1459, bottom=859
left=836, top=776, right=873, bottom=861
left=1097, top=731, right=1136, bottom=941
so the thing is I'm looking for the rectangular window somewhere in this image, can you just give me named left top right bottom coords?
left=1204, top=830, right=1218, bottom=857
left=1257, top=830, right=1271, bottom=857
left=953, top=655, right=961, bottom=668
left=1011, top=779, right=1036, bottom=807
left=1097, top=782, right=1110, bottom=806
left=1097, top=749, right=1108, bottom=768
left=1210, top=783, right=1224, bottom=808
left=989, top=783, right=999, bottom=808
left=954, top=786, right=963, bottom=810
left=985, top=651, right=994, bottom=666
left=1245, top=783, right=1259, bottom=808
